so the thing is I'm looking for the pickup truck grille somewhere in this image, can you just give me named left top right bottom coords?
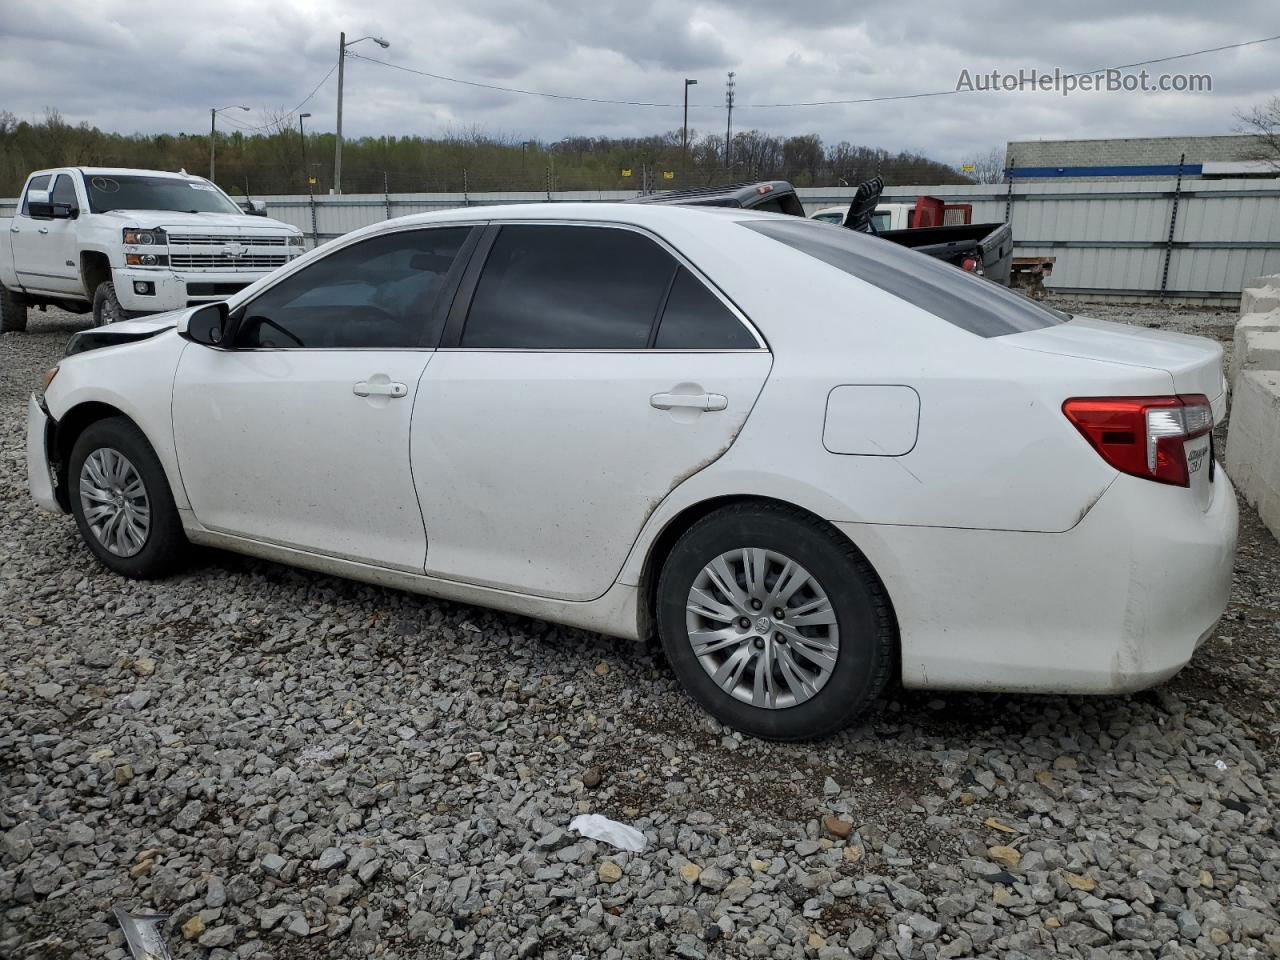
left=167, top=234, right=291, bottom=247
left=169, top=253, right=291, bottom=270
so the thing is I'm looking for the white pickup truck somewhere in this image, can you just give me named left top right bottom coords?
left=1, top=167, right=304, bottom=331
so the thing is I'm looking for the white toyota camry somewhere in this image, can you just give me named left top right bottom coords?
left=26, top=203, right=1237, bottom=740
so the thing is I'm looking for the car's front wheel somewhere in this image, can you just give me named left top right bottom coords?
left=69, top=417, right=186, bottom=578
left=657, top=503, right=895, bottom=740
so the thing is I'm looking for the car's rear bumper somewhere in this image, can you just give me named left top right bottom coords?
left=839, top=468, right=1238, bottom=694
left=27, top=393, right=63, bottom=513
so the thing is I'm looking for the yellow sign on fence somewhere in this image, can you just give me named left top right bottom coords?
left=621, top=168, right=632, bottom=177
left=960, top=163, right=976, bottom=175
left=662, top=170, right=675, bottom=180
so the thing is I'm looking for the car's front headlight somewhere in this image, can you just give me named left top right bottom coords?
left=288, top=233, right=305, bottom=247
left=122, top=227, right=168, bottom=246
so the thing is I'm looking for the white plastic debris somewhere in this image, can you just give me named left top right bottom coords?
left=114, top=905, right=173, bottom=960
left=1214, top=759, right=1228, bottom=771
left=569, top=814, right=647, bottom=852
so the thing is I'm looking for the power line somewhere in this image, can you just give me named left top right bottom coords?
left=746, top=32, right=1280, bottom=107
left=345, top=52, right=686, bottom=107
left=347, top=32, right=1280, bottom=110
left=227, top=62, right=341, bottom=133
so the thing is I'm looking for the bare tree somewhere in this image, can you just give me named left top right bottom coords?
left=1236, top=97, right=1280, bottom=170
left=969, top=146, right=1006, bottom=184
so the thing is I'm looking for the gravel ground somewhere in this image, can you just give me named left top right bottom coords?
left=2, top=302, right=1278, bottom=960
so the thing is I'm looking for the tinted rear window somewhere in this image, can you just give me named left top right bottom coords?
left=462, top=225, right=675, bottom=349
left=743, top=219, right=1067, bottom=337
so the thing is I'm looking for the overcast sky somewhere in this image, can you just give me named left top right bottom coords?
left=2, top=0, right=1277, bottom=164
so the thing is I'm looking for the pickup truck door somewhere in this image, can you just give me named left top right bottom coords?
left=10, top=174, right=81, bottom=296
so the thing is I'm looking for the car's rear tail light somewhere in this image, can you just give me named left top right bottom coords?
left=1062, top=395, right=1212, bottom=487
left=960, top=256, right=979, bottom=272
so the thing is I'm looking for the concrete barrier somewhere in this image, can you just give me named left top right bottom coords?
left=1226, top=273, right=1280, bottom=540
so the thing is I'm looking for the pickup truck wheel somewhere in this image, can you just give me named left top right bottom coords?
left=92, top=282, right=132, bottom=327
left=0, top=285, right=28, bottom=333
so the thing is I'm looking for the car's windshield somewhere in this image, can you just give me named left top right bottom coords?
left=85, top=174, right=243, bottom=215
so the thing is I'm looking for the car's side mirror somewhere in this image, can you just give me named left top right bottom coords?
left=241, top=199, right=268, bottom=217
left=178, top=303, right=229, bottom=346
left=26, top=189, right=78, bottom=220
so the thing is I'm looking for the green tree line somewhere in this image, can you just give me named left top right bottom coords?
left=0, top=109, right=971, bottom=197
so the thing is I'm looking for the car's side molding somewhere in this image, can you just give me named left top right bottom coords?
left=180, top=519, right=643, bottom=641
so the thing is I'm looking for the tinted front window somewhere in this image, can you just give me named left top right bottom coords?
left=655, top=268, right=757, bottom=349
left=21, top=175, right=51, bottom=215
left=51, top=175, right=78, bottom=208
left=462, top=225, right=675, bottom=349
left=85, top=174, right=243, bottom=215
left=743, top=219, right=1066, bottom=337
left=237, top=227, right=471, bottom=349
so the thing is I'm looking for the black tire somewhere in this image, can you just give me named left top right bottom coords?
left=0, top=284, right=27, bottom=333
left=657, top=503, right=895, bottom=741
left=92, top=281, right=132, bottom=327
left=68, top=417, right=186, bottom=579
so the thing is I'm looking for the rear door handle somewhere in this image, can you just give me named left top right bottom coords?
left=8, top=226, right=18, bottom=233
left=353, top=380, right=408, bottom=398
left=650, top=392, right=727, bottom=412
left=37, top=227, right=49, bottom=235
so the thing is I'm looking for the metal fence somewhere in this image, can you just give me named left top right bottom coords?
left=6, top=178, right=1279, bottom=303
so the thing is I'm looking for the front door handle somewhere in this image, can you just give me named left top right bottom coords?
left=353, top=380, right=408, bottom=398
left=8, top=226, right=17, bottom=234
left=37, top=227, right=49, bottom=235
left=650, top=392, right=728, bottom=412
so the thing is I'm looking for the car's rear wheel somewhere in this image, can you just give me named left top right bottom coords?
left=69, top=417, right=186, bottom=578
left=657, top=503, right=895, bottom=740
left=0, top=285, right=28, bottom=333
left=92, top=282, right=132, bottom=327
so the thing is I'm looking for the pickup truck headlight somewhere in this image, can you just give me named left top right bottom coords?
left=123, top=227, right=168, bottom=246
left=288, top=234, right=304, bottom=246
left=125, top=253, right=169, bottom=267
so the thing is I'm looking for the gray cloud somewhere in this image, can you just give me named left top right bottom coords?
left=1, top=0, right=1277, bottom=167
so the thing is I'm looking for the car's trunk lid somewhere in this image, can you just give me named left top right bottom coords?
left=1008, top=315, right=1227, bottom=416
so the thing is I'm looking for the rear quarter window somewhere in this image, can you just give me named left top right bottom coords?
left=743, top=219, right=1066, bottom=337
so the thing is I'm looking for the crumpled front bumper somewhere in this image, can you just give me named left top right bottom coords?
left=26, top=394, right=63, bottom=513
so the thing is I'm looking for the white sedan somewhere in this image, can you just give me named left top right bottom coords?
left=26, top=203, right=1237, bottom=740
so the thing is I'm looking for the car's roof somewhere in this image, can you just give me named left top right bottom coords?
left=368, top=201, right=777, bottom=233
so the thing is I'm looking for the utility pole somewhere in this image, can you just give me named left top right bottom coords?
left=298, top=112, right=311, bottom=190
left=334, top=32, right=392, bottom=194
left=209, top=105, right=249, bottom=182
left=724, top=72, right=736, bottom=176
left=334, top=31, right=345, bottom=195
left=682, top=78, right=697, bottom=178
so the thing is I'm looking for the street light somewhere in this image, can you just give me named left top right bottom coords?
left=298, top=112, right=312, bottom=190
left=210, top=104, right=250, bottom=181
left=682, top=79, right=698, bottom=173
left=334, top=32, right=391, bottom=195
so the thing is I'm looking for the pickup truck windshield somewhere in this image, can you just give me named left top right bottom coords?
left=744, top=218, right=1068, bottom=338
left=84, top=175, right=243, bottom=215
